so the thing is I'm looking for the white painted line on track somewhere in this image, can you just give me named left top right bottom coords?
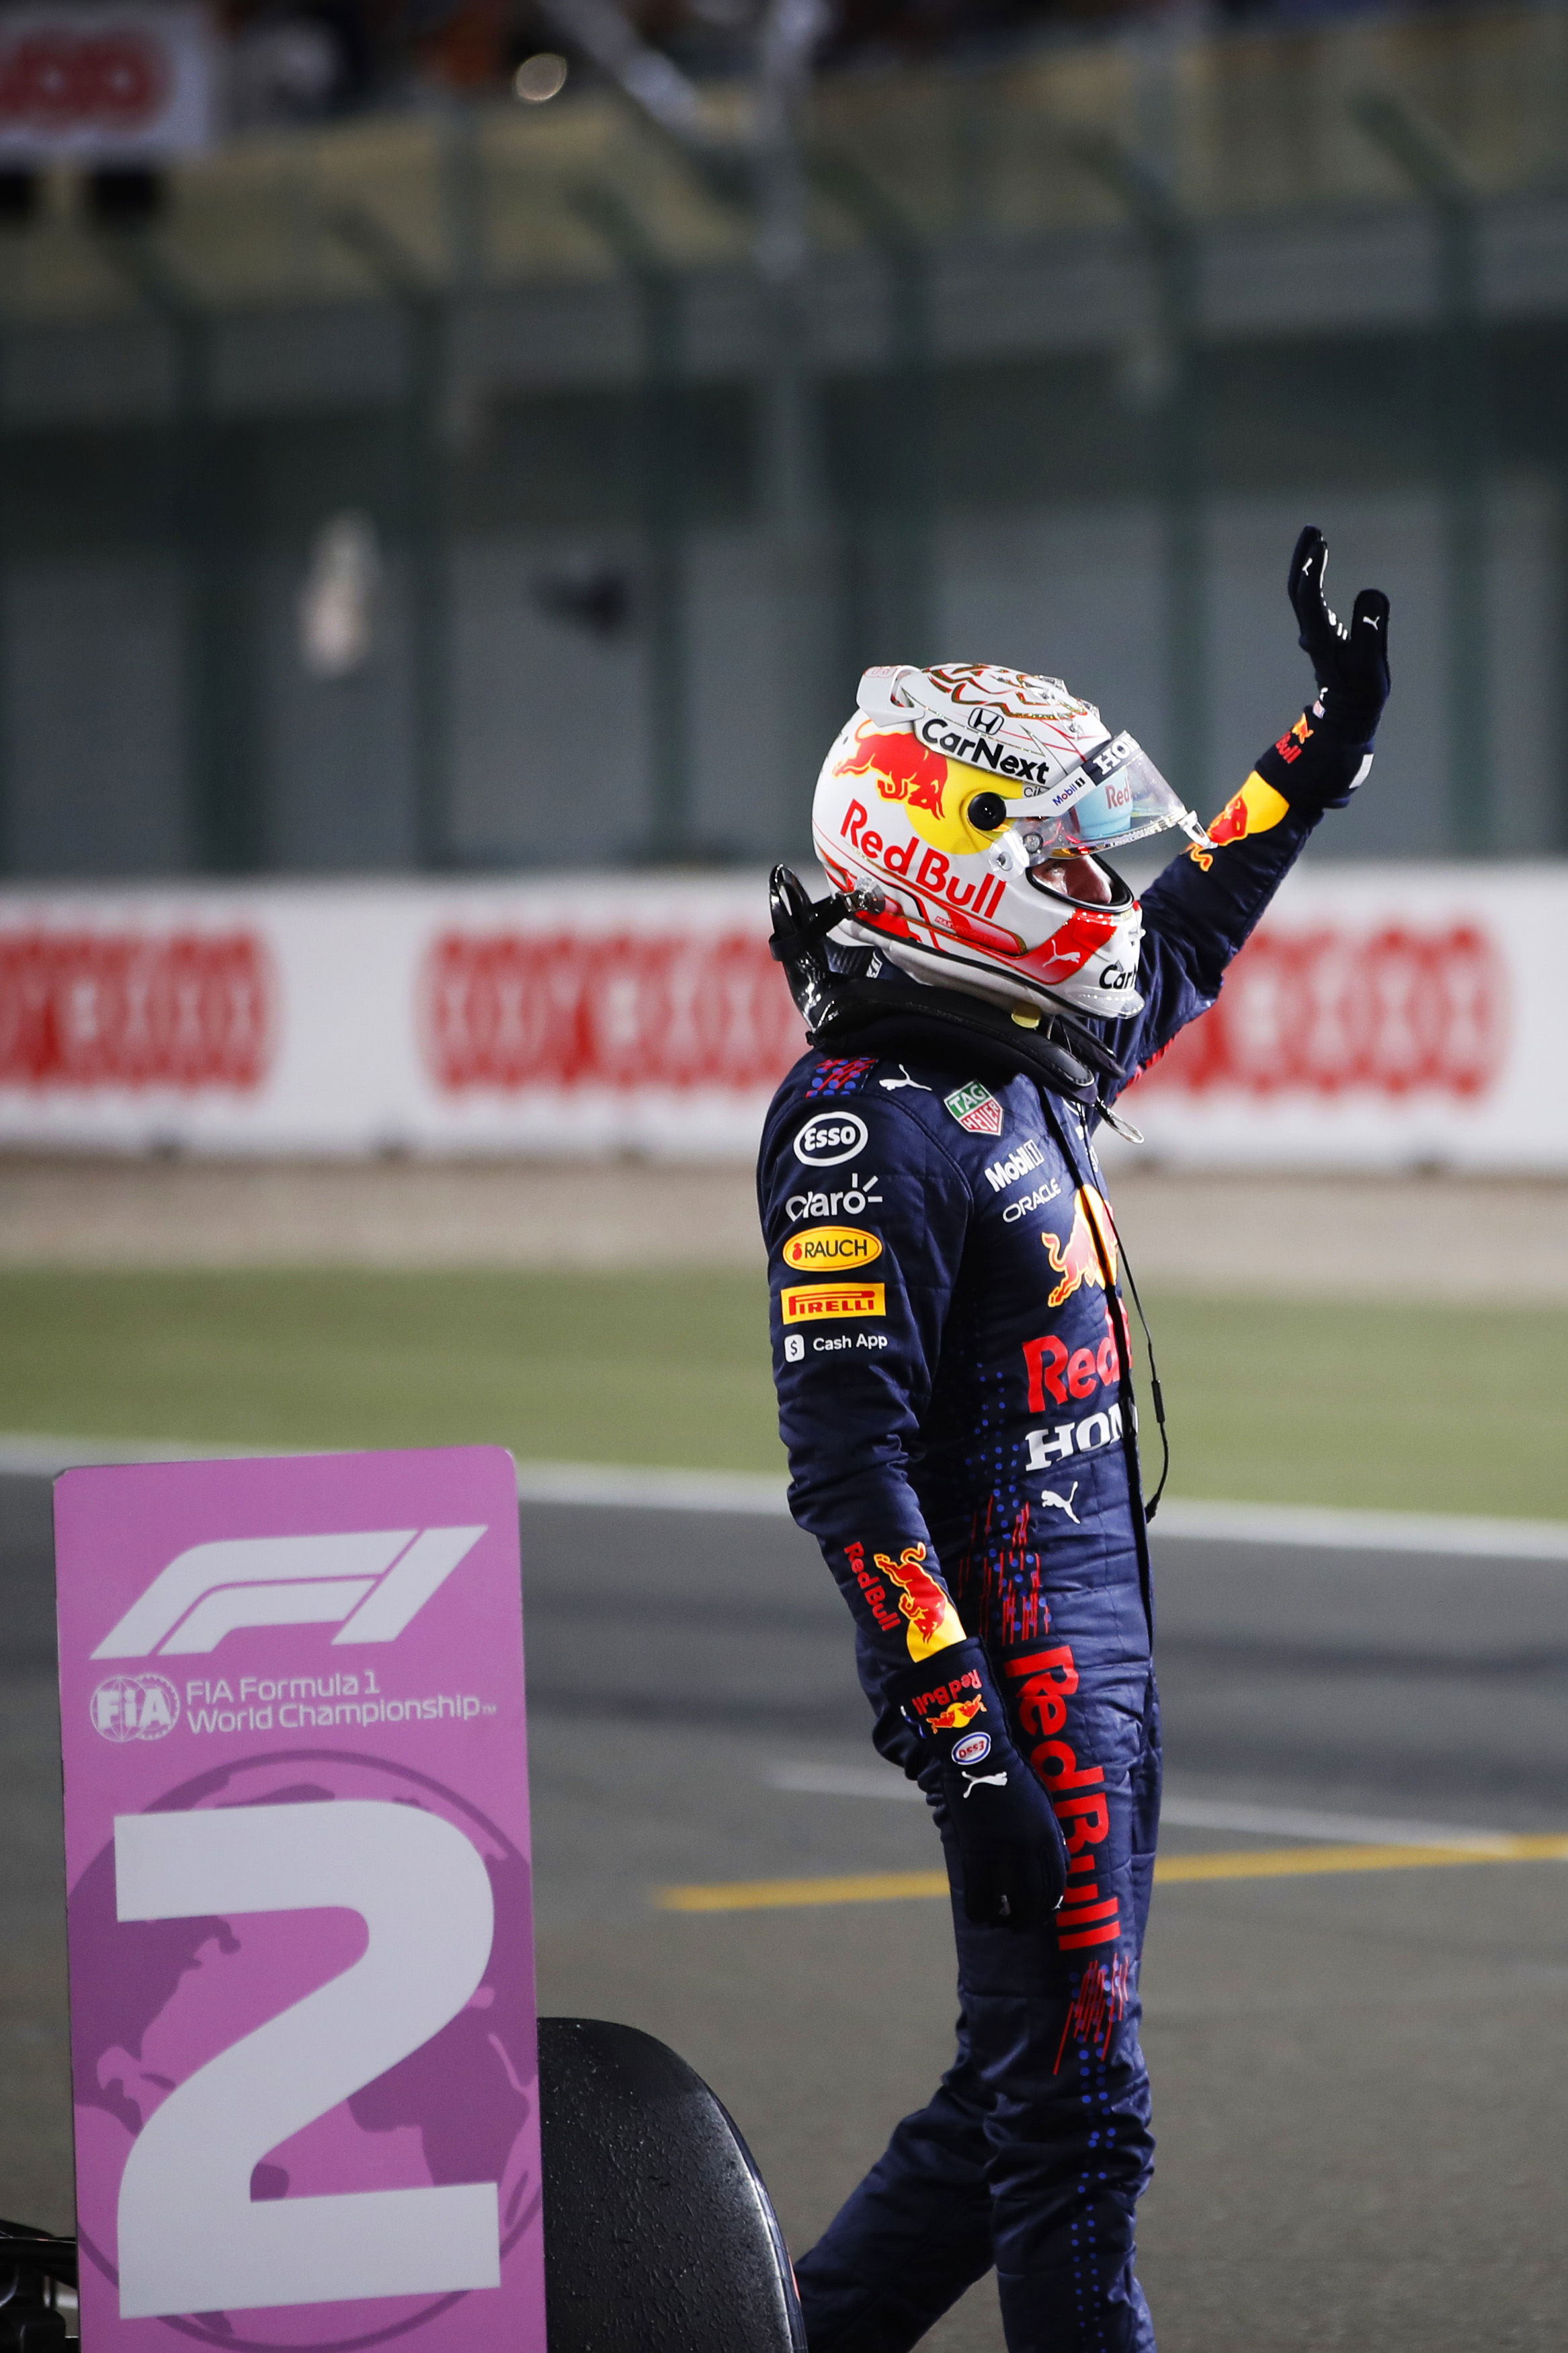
left=509, top=1476, right=1568, bottom=1558
left=0, top=1434, right=259, bottom=1474
left=511, top=1460, right=790, bottom=1515
left=0, top=1437, right=1563, bottom=1559
left=769, top=1761, right=924, bottom=1802
left=0, top=1435, right=793, bottom=1509
left=766, top=1765, right=1519, bottom=1848
left=1157, top=1796, right=1515, bottom=1850
left=1152, top=1497, right=1568, bottom=1560
left=519, top=1480, right=1568, bottom=1557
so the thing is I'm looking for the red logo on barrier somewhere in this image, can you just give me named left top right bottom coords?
left=420, top=929, right=802, bottom=1094
left=0, top=930, right=274, bottom=1091
left=1130, top=921, right=1506, bottom=1100
left=0, top=30, right=169, bottom=133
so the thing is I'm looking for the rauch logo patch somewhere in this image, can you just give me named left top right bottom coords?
left=783, top=1225, right=883, bottom=1272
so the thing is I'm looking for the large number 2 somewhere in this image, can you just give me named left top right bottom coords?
left=114, top=1800, right=501, bottom=2319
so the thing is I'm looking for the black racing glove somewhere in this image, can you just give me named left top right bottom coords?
left=1254, top=524, right=1391, bottom=812
left=887, top=1638, right=1068, bottom=1929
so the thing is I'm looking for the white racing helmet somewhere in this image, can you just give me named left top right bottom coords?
left=813, top=662, right=1210, bottom=1021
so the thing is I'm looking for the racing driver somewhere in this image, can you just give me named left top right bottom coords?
left=757, top=528, right=1391, bottom=2353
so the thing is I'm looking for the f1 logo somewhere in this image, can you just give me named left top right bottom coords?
left=91, top=1526, right=487, bottom=1660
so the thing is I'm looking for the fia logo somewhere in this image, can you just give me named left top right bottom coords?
left=90, top=1672, right=181, bottom=1742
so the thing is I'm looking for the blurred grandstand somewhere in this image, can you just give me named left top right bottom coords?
left=0, top=0, right=1563, bottom=877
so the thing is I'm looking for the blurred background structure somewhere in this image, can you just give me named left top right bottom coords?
left=3, top=20, right=1568, bottom=2353
left=3, top=0, right=1567, bottom=875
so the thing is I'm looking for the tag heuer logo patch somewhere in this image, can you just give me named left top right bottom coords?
left=944, top=1082, right=1003, bottom=1137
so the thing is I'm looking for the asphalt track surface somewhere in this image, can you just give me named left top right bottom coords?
left=3, top=1477, right=1568, bottom=2350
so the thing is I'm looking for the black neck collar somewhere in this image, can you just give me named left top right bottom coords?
left=767, top=864, right=1126, bottom=1107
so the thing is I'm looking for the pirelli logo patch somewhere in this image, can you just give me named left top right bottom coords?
left=781, top=1283, right=886, bottom=1324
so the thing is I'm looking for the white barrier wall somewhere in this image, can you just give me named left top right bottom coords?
left=0, top=865, right=1563, bottom=1168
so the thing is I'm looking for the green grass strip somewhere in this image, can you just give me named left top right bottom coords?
left=1145, top=1289, right=1568, bottom=1519
left=0, top=1269, right=1561, bottom=1521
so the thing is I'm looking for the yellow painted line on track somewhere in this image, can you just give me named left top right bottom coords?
left=656, top=1834, right=1568, bottom=1913
left=660, top=1870, right=950, bottom=1913
left=1156, top=1834, right=1568, bottom=1882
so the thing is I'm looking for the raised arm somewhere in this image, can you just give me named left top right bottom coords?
left=1110, top=526, right=1392, bottom=1091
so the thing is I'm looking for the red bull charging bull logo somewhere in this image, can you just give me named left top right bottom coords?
left=926, top=1692, right=986, bottom=1732
left=1188, top=771, right=1290, bottom=870
left=874, top=1542, right=966, bottom=1661
left=838, top=727, right=949, bottom=819
left=1041, top=1187, right=1119, bottom=1308
left=907, top=1661, right=987, bottom=1729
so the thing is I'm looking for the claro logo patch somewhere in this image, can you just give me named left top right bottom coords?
left=783, top=1225, right=883, bottom=1273
left=91, top=1526, right=487, bottom=1661
left=781, top=1284, right=886, bottom=1323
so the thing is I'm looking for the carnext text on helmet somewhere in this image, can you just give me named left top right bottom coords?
left=915, top=716, right=1052, bottom=784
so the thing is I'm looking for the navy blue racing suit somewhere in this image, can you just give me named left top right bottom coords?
left=757, top=795, right=1326, bottom=2353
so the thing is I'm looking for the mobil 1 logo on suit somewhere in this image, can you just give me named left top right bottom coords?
left=54, top=1446, right=546, bottom=2353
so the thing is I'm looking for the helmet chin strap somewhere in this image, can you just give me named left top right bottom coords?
left=768, top=866, right=1129, bottom=1103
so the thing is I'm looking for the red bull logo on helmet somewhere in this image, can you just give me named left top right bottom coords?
left=1041, top=1187, right=1119, bottom=1308
left=874, top=1541, right=966, bottom=1661
left=838, top=727, right=950, bottom=818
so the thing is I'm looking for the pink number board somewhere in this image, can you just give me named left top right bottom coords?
left=53, top=1446, right=546, bottom=2353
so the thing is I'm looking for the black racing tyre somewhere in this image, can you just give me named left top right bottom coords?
left=538, top=2017, right=807, bottom=2353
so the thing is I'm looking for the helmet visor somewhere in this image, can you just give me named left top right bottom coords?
left=1002, top=733, right=1206, bottom=854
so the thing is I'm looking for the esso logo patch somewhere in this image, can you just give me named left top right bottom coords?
left=952, top=1731, right=991, bottom=1767
left=794, top=1113, right=869, bottom=1166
